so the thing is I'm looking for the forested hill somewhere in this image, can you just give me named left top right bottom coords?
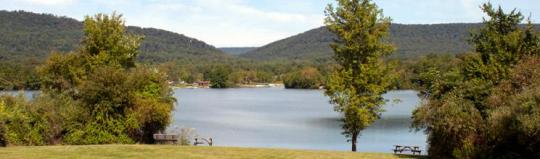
left=218, top=47, right=258, bottom=55
left=242, top=23, right=539, bottom=60
left=0, top=10, right=227, bottom=62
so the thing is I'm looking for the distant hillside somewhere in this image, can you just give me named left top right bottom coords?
left=0, top=10, right=227, bottom=62
left=219, top=47, right=258, bottom=55
left=242, top=24, right=492, bottom=60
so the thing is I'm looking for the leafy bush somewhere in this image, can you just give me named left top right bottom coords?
left=0, top=92, right=80, bottom=146
left=283, top=67, right=322, bottom=89
left=206, top=65, right=234, bottom=88
left=0, top=95, right=47, bottom=146
left=0, top=100, right=7, bottom=147
left=412, top=3, right=540, bottom=158
left=0, top=13, right=182, bottom=146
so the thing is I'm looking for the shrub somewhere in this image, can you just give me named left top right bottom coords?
left=0, top=95, right=47, bottom=146
left=283, top=67, right=322, bottom=89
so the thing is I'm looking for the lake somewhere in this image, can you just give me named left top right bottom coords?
left=0, top=90, right=38, bottom=99
left=0, top=88, right=426, bottom=152
left=170, top=87, right=427, bottom=152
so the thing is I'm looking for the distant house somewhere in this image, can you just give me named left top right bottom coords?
left=196, top=81, right=210, bottom=88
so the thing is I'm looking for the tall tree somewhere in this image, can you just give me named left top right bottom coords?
left=81, top=12, right=142, bottom=69
left=324, top=0, right=395, bottom=152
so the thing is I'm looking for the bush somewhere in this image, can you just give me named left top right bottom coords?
left=283, top=67, right=322, bottom=89
left=61, top=66, right=174, bottom=144
left=0, top=13, right=175, bottom=147
left=207, top=65, right=234, bottom=88
left=0, top=92, right=80, bottom=146
left=0, top=95, right=47, bottom=146
left=412, top=3, right=540, bottom=158
left=0, top=101, right=6, bottom=147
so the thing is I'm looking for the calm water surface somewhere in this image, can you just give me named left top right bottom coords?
left=171, top=88, right=426, bottom=152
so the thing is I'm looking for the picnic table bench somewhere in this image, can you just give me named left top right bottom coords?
left=193, top=137, right=213, bottom=146
left=393, top=145, right=422, bottom=155
left=153, top=134, right=178, bottom=144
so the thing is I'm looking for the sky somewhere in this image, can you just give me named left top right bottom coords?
left=1, top=0, right=539, bottom=47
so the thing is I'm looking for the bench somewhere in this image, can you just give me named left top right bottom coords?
left=393, top=145, right=421, bottom=155
left=153, top=134, right=178, bottom=144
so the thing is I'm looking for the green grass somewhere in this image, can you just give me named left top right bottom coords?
left=0, top=145, right=424, bottom=159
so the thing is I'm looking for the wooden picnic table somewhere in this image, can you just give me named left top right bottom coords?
left=393, top=145, right=421, bottom=155
left=194, top=137, right=213, bottom=146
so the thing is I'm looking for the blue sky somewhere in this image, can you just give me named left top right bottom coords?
left=1, top=0, right=539, bottom=47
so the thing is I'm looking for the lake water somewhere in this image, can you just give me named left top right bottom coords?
left=0, top=88, right=426, bottom=152
left=0, top=90, right=38, bottom=99
left=170, top=88, right=427, bottom=152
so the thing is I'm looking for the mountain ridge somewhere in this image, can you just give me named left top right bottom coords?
left=242, top=23, right=540, bottom=61
left=0, top=10, right=227, bottom=62
left=241, top=24, right=483, bottom=60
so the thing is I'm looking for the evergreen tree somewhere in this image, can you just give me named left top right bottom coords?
left=324, top=0, right=395, bottom=152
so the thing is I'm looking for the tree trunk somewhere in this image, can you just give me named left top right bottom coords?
left=351, top=133, right=358, bottom=152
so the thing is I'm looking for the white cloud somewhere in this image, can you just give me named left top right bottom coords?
left=459, top=0, right=483, bottom=19
left=117, top=0, right=324, bottom=47
left=22, top=0, right=75, bottom=5
left=192, top=0, right=318, bottom=23
left=222, top=2, right=308, bottom=22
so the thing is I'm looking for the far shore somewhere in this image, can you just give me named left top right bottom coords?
left=171, top=83, right=285, bottom=89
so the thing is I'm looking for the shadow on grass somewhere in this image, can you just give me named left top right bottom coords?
left=394, top=154, right=428, bottom=159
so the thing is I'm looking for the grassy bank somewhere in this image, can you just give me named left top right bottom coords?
left=0, top=145, right=423, bottom=159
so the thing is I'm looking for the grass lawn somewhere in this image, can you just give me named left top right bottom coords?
left=0, top=145, right=424, bottom=159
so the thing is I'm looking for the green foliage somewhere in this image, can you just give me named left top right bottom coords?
left=219, top=47, right=257, bottom=55
left=0, top=62, right=40, bottom=90
left=394, top=54, right=463, bottom=93
left=57, top=13, right=174, bottom=144
left=206, top=65, right=234, bottom=88
left=37, top=52, right=85, bottom=93
left=62, top=66, right=135, bottom=145
left=0, top=95, right=47, bottom=146
left=240, top=23, right=507, bottom=61
left=0, top=12, right=177, bottom=145
left=0, top=10, right=227, bottom=63
left=413, top=3, right=540, bottom=158
left=0, top=92, right=78, bottom=146
left=81, top=13, right=142, bottom=68
left=283, top=67, right=322, bottom=89
left=483, top=57, right=540, bottom=158
left=225, top=69, right=274, bottom=85
left=6, top=10, right=538, bottom=90
left=324, top=0, right=395, bottom=152
left=0, top=110, right=4, bottom=147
